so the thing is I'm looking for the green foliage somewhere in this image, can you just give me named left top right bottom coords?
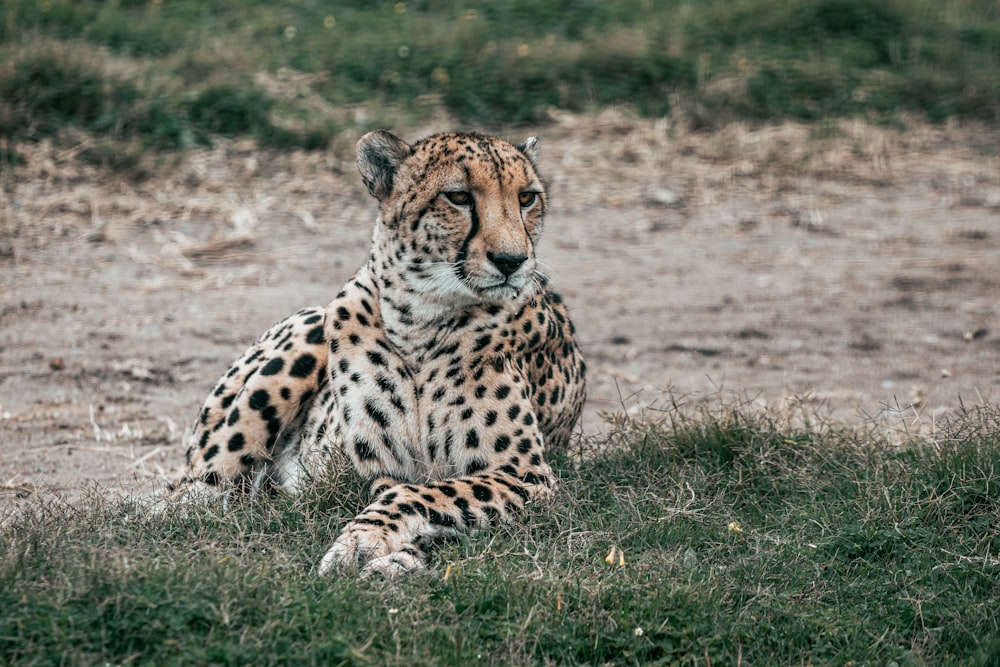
left=2, top=402, right=998, bottom=665
left=1, top=0, right=999, bottom=152
left=0, top=45, right=138, bottom=138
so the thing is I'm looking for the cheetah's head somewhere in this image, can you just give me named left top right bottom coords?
left=357, top=130, right=546, bottom=307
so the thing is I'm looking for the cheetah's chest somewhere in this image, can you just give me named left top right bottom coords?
left=323, top=324, right=528, bottom=484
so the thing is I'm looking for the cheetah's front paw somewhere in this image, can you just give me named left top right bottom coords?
left=361, top=546, right=426, bottom=579
left=319, top=519, right=424, bottom=578
left=318, top=520, right=400, bottom=576
left=318, top=521, right=427, bottom=578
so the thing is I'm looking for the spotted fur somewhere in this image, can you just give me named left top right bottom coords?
left=168, top=131, right=586, bottom=577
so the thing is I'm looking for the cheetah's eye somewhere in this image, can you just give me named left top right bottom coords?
left=518, top=191, right=538, bottom=208
left=444, top=191, right=472, bottom=206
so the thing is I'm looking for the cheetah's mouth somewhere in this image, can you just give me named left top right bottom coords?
left=420, top=261, right=535, bottom=306
left=479, top=283, right=519, bottom=300
left=474, top=277, right=532, bottom=303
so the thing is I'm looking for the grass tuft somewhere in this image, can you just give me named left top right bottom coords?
left=3, top=401, right=998, bottom=664
left=2, top=0, right=999, bottom=154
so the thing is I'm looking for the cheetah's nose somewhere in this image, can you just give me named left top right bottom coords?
left=487, top=251, right=528, bottom=277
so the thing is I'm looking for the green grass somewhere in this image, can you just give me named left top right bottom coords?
left=1, top=0, right=999, bottom=154
left=3, top=401, right=998, bottom=665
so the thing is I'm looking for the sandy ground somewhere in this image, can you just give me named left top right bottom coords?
left=2, top=112, right=998, bottom=506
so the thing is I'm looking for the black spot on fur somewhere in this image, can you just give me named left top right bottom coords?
left=364, top=399, right=389, bottom=429
left=261, top=358, right=284, bottom=376
left=228, top=433, right=245, bottom=452
left=428, top=510, right=456, bottom=528
left=289, top=354, right=317, bottom=378
left=435, top=341, right=461, bottom=358
left=454, top=496, right=477, bottom=527
left=306, top=325, right=325, bottom=345
left=376, top=375, right=397, bottom=394
left=249, top=389, right=270, bottom=411
left=465, top=429, right=480, bottom=449
left=465, top=458, right=487, bottom=474
left=472, top=334, right=492, bottom=352
left=355, top=517, right=385, bottom=527
left=354, top=437, right=378, bottom=460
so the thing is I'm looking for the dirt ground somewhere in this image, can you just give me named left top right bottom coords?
left=2, top=112, right=998, bottom=506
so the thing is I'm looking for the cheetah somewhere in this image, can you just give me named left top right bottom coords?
left=168, top=130, right=586, bottom=577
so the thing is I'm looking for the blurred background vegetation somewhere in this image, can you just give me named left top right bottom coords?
left=1, top=0, right=998, bottom=155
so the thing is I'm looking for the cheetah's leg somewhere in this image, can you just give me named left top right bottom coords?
left=166, top=306, right=331, bottom=502
left=319, top=463, right=554, bottom=578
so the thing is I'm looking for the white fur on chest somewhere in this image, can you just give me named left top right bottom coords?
left=323, top=337, right=520, bottom=484
left=314, top=294, right=525, bottom=486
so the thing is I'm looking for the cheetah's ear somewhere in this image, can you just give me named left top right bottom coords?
left=517, top=136, right=539, bottom=167
left=357, top=131, right=413, bottom=200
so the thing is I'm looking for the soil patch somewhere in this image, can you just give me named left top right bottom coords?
left=2, top=114, right=998, bottom=503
